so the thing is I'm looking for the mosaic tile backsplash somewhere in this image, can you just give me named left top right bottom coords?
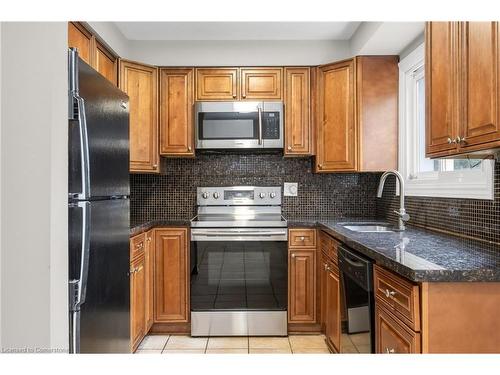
left=130, top=152, right=381, bottom=226
left=131, top=153, right=498, bottom=245
left=376, top=161, right=500, bottom=245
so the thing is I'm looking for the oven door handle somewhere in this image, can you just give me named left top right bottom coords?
left=192, top=231, right=286, bottom=236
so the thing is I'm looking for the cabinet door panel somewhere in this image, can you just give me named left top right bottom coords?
left=460, top=22, right=500, bottom=148
left=375, top=305, right=421, bottom=354
left=284, top=68, right=311, bottom=155
left=316, top=60, right=356, bottom=172
left=130, top=255, right=146, bottom=351
left=119, top=61, right=159, bottom=173
left=159, top=69, right=194, bottom=155
left=154, top=228, right=189, bottom=323
left=288, top=250, right=316, bottom=323
left=196, top=68, right=238, bottom=100
left=95, top=41, right=117, bottom=85
left=325, top=264, right=341, bottom=352
left=68, top=22, right=93, bottom=66
left=144, top=230, right=155, bottom=331
left=425, top=22, right=460, bottom=156
left=241, top=68, right=282, bottom=99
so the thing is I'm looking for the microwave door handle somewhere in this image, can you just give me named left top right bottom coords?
left=257, top=106, right=263, bottom=146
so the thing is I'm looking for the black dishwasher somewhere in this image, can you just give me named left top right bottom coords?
left=338, top=245, right=375, bottom=353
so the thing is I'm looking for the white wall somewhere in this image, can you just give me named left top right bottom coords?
left=1, top=22, right=68, bottom=352
left=126, top=39, right=351, bottom=66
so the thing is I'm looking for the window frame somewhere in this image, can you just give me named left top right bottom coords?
left=398, top=43, right=494, bottom=200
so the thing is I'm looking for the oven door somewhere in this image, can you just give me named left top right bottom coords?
left=195, top=101, right=283, bottom=149
left=190, top=227, right=288, bottom=335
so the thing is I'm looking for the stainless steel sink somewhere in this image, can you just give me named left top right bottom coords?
left=341, top=223, right=395, bottom=233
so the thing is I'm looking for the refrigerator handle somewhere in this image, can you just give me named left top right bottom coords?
left=68, top=48, right=91, bottom=200
left=69, top=201, right=91, bottom=354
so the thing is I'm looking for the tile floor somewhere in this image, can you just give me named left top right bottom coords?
left=135, top=333, right=370, bottom=354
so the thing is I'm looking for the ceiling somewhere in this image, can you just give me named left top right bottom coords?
left=114, top=22, right=361, bottom=41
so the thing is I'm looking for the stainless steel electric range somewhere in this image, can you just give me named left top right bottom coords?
left=190, top=186, right=288, bottom=336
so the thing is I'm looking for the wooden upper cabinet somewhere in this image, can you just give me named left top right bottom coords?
left=426, top=22, right=460, bottom=157
left=95, top=40, right=118, bottom=85
left=196, top=68, right=239, bottom=100
left=356, top=56, right=398, bottom=171
left=284, top=67, right=312, bottom=155
left=68, top=22, right=93, bottom=66
left=426, top=21, right=500, bottom=157
left=240, top=68, right=282, bottom=100
left=459, top=22, right=500, bottom=150
left=316, top=59, right=356, bottom=172
left=130, top=254, right=146, bottom=351
left=288, top=249, right=316, bottom=323
left=154, top=228, right=189, bottom=323
left=119, top=60, right=159, bottom=173
left=159, top=69, right=194, bottom=156
left=68, top=22, right=118, bottom=86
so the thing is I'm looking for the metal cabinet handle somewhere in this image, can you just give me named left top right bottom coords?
left=324, top=263, right=328, bottom=270
left=447, top=137, right=455, bottom=144
left=385, top=348, right=395, bottom=354
left=300, top=236, right=305, bottom=241
left=385, top=289, right=396, bottom=298
left=188, top=146, right=192, bottom=151
left=456, top=136, right=467, bottom=144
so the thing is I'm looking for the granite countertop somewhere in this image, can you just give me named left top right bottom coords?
left=130, top=217, right=500, bottom=282
left=316, top=218, right=500, bottom=282
left=130, top=219, right=190, bottom=236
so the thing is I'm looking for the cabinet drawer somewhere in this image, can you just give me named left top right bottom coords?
left=130, top=232, right=146, bottom=260
left=319, top=231, right=338, bottom=263
left=375, top=305, right=421, bottom=354
left=374, top=265, right=420, bottom=331
left=289, top=229, right=316, bottom=248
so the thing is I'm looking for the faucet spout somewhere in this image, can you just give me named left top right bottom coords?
left=377, top=170, right=410, bottom=231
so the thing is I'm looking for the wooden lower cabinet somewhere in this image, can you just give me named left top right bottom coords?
left=144, top=230, right=155, bottom=331
left=325, top=262, right=341, bottom=352
left=130, top=254, right=146, bottom=352
left=154, top=228, right=189, bottom=323
left=288, top=249, right=316, bottom=323
left=375, top=305, right=421, bottom=354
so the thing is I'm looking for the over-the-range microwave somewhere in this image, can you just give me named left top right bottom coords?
left=195, top=101, right=284, bottom=150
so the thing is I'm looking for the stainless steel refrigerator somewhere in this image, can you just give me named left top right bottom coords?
left=68, top=48, right=130, bottom=353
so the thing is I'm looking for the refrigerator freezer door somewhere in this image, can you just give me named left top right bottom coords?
left=69, top=57, right=129, bottom=199
left=69, top=198, right=130, bottom=353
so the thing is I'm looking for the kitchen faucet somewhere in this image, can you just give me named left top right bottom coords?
left=377, top=170, right=410, bottom=231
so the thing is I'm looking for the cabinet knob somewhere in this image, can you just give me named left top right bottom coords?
left=318, top=164, right=323, bottom=169
left=242, top=94, right=246, bottom=99
left=324, top=263, right=328, bottom=270
left=447, top=137, right=454, bottom=144
left=287, top=146, right=292, bottom=151
left=188, top=146, right=192, bottom=151
left=385, top=289, right=396, bottom=298
left=153, top=164, right=158, bottom=168
left=300, top=236, right=305, bottom=241
left=456, top=136, right=467, bottom=144
left=385, top=348, right=395, bottom=354
left=291, top=253, right=296, bottom=258
left=232, top=94, right=237, bottom=98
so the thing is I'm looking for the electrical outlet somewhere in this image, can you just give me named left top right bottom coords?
left=284, top=182, right=298, bottom=197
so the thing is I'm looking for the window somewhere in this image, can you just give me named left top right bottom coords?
left=398, top=43, right=494, bottom=200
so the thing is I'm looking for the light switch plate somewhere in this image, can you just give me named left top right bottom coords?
left=284, top=182, right=298, bottom=197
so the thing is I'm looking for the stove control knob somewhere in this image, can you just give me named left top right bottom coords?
left=270, top=192, right=276, bottom=199
left=213, top=192, right=220, bottom=199
left=202, top=192, right=209, bottom=199
left=259, top=192, right=266, bottom=199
